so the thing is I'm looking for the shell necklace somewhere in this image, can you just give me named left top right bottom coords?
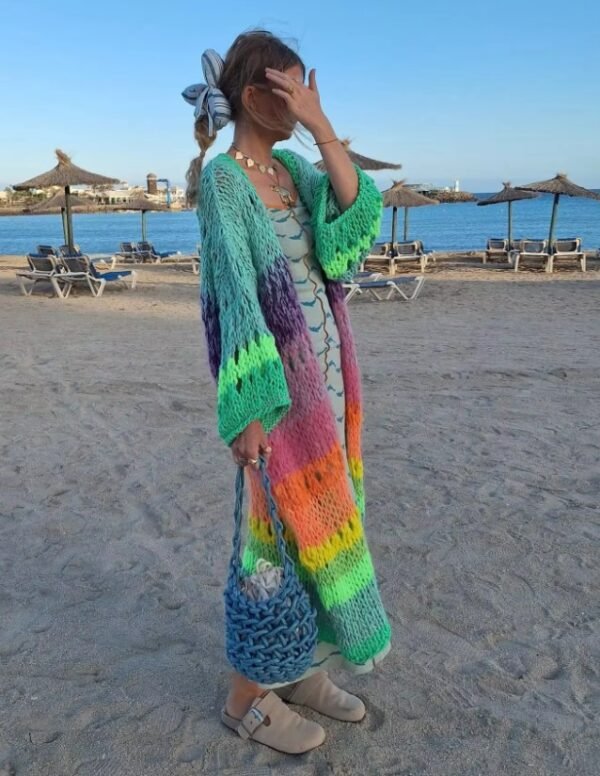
left=231, top=145, right=297, bottom=208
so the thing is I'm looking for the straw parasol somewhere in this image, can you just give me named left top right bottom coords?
left=382, top=180, right=438, bottom=247
left=13, top=149, right=119, bottom=252
left=30, top=192, right=92, bottom=212
left=30, top=192, right=94, bottom=244
left=477, top=182, right=538, bottom=246
left=516, top=173, right=600, bottom=247
left=315, top=139, right=402, bottom=172
left=110, top=196, right=168, bottom=241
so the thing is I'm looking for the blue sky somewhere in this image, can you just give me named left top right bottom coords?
left=1, top=0, right=598, bottom=192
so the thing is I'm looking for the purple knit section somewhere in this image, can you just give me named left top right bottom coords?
left=325, top=278, right=346, bottom=306
left=326, top=279, right=362, bottom=405
left=201, top=288, right=221, bottom=380
left=258, top=255, right=306, bottom=349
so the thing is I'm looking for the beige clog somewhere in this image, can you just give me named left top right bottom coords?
left=276, top=671, right=366, bottom=722
left=221, top=690, right=326, bottom=754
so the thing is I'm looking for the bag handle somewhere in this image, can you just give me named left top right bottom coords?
left=229, top=456, right=293, bottom=581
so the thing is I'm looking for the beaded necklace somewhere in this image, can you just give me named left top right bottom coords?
left=231, top=145, right=297, bottom=209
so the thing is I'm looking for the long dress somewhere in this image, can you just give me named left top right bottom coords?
left=257, top=202, right=390, bottom=687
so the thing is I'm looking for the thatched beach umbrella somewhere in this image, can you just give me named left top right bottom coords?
left=111, top=196, right=167, bottom=241
left=31, top=192, right=92, bottom=212
left=477, top=182, right=538, bottom=246
left=315, top=139, right=402, bottom=172
left=13, top=149, right=119, bottom=253
left=382, top=181, right=438, bottom=247
left=516, top=173, right=600, bottom=247
left=30, top=192, right=93, bottom=244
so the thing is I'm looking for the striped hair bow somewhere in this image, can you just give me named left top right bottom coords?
left=181, top=49, right=232, bottom=136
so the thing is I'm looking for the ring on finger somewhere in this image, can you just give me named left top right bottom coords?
left=286, top=83, right=295, bottom=95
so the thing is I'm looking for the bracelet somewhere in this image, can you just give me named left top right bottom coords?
left=314, top=137, right=339, bottom=146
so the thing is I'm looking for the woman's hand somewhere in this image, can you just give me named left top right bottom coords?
left=265, top=67, right=331, bottom=138
left=266, top=66, right=359, bottom=211
left=231, top=420, right=272, bottom=469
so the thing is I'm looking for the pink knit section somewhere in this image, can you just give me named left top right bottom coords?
left=275, top=331, right=326, bottom=415
left=267, top=397, right=342, bottom=483
left=327, top=283, right=362, bottom=407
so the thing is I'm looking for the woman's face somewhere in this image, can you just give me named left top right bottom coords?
left=246, top=63, right=305, bottom=140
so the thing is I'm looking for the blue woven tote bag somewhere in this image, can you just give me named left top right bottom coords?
left=224, top=457, right=318, bottom=685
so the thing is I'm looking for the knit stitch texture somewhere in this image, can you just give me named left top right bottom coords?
left=198, top=149, right=391, bottom=667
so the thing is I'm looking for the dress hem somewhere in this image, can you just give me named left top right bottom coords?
left=256, top=639, right=391, bottom=690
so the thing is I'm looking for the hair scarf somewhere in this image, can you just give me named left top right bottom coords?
left=181, top=49, right=232, bottom=136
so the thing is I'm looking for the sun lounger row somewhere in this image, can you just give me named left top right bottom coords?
left=35, top=243, right=116, bottom=269
left=17, top=253, right=136, bottom=299
left=117, top=241, right=177, bottom=263
left=485, top=237, right=586, bottom=272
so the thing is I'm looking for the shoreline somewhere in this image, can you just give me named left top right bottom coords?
left=0, top=206, right=193, bottom=217
left=3, top=252, right=599, bottom=280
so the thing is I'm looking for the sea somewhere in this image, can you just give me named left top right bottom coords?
left=1, top=193, right=599, bottom=256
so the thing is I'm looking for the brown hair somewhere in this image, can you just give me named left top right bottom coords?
left=185, top=30, right=305, bottom=205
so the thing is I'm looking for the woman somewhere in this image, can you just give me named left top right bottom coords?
left=184, top=30, right=391, bottom=754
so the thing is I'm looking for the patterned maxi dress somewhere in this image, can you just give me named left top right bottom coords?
left=262, top=202, right=391, bottom=686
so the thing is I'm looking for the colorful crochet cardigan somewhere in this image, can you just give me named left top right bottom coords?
left=198, top=149, right=391, bottom=666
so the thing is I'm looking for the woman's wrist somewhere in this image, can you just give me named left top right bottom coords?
left=308, top=115, right=336, bottom=143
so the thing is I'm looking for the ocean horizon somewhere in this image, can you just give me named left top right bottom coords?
left=1, top=192, right=598, bottom=256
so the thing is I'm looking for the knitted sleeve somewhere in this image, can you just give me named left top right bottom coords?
left=198, top=164, right=291, bottom=446
left=275, top=149, right=383, bottom=281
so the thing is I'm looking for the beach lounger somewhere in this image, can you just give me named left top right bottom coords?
left=58, top=243, right=85, bottom=258
left=483, top=238, right=509, bottom=263
left=342, top=271, right=381, bottom=301
left=509, top=239, right=551, bottom=273
left=549, top=238, right=586, bottom=272
left=361, top=240, right=431, bottom=274
left=59, top=243, right=117, bottom=270
left=344, top=273, right=424, bottom=302
left=36, top=244, right=60, bottom=257
left=192, top=244, right=201, bottom=275
left=116, top=242, right=143, bottom=263
left=359, top=243, right=394, bottom=274
left=509, top=239, right=526, bottom=251
left=506, top=239, right=527, bottom=266
left=16, top=254, right=68, bottom=299
left=392, top=240, right=432, bottom=273
left=58, top=255, right=137, bottom=297
left=136, top=241, right=175, bottom=263
left=360, top=254, right=396, bottom=274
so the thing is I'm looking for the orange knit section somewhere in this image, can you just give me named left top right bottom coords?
left=248, top=442, right=357, bottom=550
left=345, top=401, right=362, bottom=460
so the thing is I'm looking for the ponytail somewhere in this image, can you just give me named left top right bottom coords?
left=185, top=117, right=217, bottom=206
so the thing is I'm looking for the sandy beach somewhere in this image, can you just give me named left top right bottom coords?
left=1, top=255, right=599, bottom=775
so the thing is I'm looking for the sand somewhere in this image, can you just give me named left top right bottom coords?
left=1, top=255, right=599, bottom=775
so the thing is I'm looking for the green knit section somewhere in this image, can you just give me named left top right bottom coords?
left=241, top=530, right=312, bottom=587
left=352, top=474, right=365, bottom=520
left=216, top=333, right=291, bottom=445
left=318, top=550, right=375, bottom=611
left=217, top=332, right=281, bottom=397
left=315, top=613, right=337, bottom=644
left=344, top=622, right=391, bottom=664
left=243, top=528, right=375, bottom=612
